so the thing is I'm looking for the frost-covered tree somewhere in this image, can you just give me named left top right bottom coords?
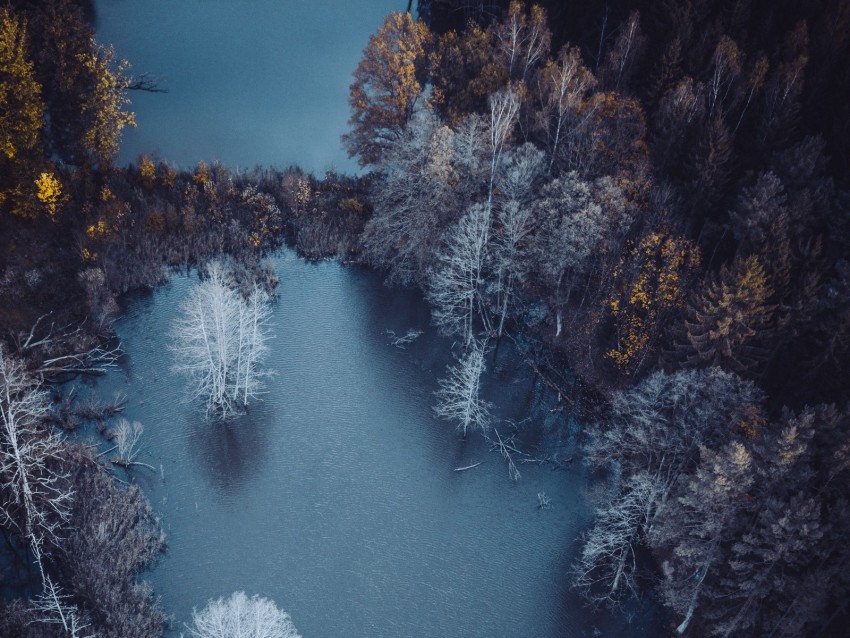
left=525, top=173, right=629, bottom=336
left=171, top=262, right=271, bottom=419
left=652, top=442, right=754, bottom=635
left=587, top=368, right=762, bottom=492
left=572, top=471, right=663, bottom=607
left=433, top=339, right=491, bottom=437
left=188, top=592, right=300, bottom=638
left=426, top=204, right=491, bottom=345
left=490, top=143, right=545, bottom=334
left=0, top=345, right=73, bottom=583
left=362, top=111, right=459, bottom=283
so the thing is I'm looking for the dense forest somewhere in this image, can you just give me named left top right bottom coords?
left=0, top=0, right=849, bottom=636
left=348, top=2, right=850, bottom=636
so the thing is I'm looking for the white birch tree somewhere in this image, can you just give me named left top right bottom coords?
left=0, top=345, right=73, bottom=584
left=426, top=204, right=491, bottom=345
left=171, top=262, right=271, bottom=419
left=433, top=339, right=491, bottom=437
left=188, top=591, right=300, bottom=638
left=572, top=471, right=663, bottom=607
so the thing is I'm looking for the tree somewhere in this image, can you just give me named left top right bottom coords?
left=600, top=10, right=645, bottom=93
left=492, top=1, right=551, bottom=83
left=426, top=204, right=490, bottom=345
left=0, top=7, right=47, bottom=219
left=361, top=111, right=459, bottom=283
left=490, top=143, right=545, bottom=334
left=586, top=367, right=762, bottom=499
left=188, top=592, right=300, bottom=638
left=63, top=467, right=166, bottom=638
left=0, top=345, right=74, bottom=584
left=343, top=11, right=433, bottom=166
left=171, top=262, right=272, bottom=419
left=606, top=229, right=699, bottom=375
left=76, top=44, right=136, bottom=167
left=572, top=471, right=663, bottom=607
left=28, top=0, right=134, bottom=169
left=533, top=44, right=596, bottom=172
left=430, top=23, right=506, bottom=124
left=671, top=254, right=775, bottom=374
left=652, top=441, right=754, bottom=635
left=706, top=36, right=742, bottom=119
left=433, top=339, right=491, bottom=437
left=525, top=173, right=630, bottom=337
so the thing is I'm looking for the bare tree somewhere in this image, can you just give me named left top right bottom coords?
left=188, top=591, right=300, bottom=638
left=434, top=339, right=491, bottom=437
left=109, top=418, right=154, bottom=471
left=427, top=204, right=491, bottom=345
left=31, top=576, right=94, bottom=638
left=0, top=345, right=74, bottom=583
left=572, top=472, right=663, bottom=607
left=171, top=262, right=272, bottom=419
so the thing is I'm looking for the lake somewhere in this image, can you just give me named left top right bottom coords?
left=89, top=2, right=661, bottom=634
left=94, top=0, right=405, bottom=173
left=82, top=251, right=660, bottom=636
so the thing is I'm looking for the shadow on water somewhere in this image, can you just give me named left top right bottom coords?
left=74, top=248, right=664, bottom=637
left=185, top=401, right=275, bottom=494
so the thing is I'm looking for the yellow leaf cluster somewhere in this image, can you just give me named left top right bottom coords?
left=35, top=171, right=61, bottom=219
left=606, top=230, right=700, bottom=374
left=138, top=154, right=156, bottom=186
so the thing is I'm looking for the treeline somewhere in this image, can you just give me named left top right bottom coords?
left=342, top=2, right=850, bottom=635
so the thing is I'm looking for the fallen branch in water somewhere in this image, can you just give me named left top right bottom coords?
left=387, top=328, right=423, bottom=348
left=454, top=461, right=482, bottom=472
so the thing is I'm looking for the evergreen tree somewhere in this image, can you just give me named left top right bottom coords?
left=671, top=254, right=775, bottom=374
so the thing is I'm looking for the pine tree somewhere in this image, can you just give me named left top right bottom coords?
left=672, top=254, right=775, bottom=374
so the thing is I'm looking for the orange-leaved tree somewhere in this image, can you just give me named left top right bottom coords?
left=343, top=11, right=433, bottom=166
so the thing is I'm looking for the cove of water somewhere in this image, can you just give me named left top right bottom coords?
left=94, top=0, right=404, bottom=173
left=81, top=250, right=661, bottom=636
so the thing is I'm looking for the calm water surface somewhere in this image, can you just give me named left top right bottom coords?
left=90, top=3, right=661, bottom=635
left=94, top=0, right=404, bottom=172
left=84, top=251, right=660, bottom=637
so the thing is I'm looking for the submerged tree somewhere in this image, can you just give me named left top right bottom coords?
left=188, top=591, right=300, bottom=638
left=171, top=262, right=272, bottom=419
left=433, top=339, right=491, bottom=437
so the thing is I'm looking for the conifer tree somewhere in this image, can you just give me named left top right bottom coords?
left=672, top=254, right=775, bottom=374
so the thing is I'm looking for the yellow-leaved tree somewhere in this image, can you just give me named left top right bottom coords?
left=343, top=11, right=433, bottom=166
left=77, top=43, right=135, bottom=168
left=0, top=7, right=47, bottom=219
left=606, top=229, right=700, bottom=375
